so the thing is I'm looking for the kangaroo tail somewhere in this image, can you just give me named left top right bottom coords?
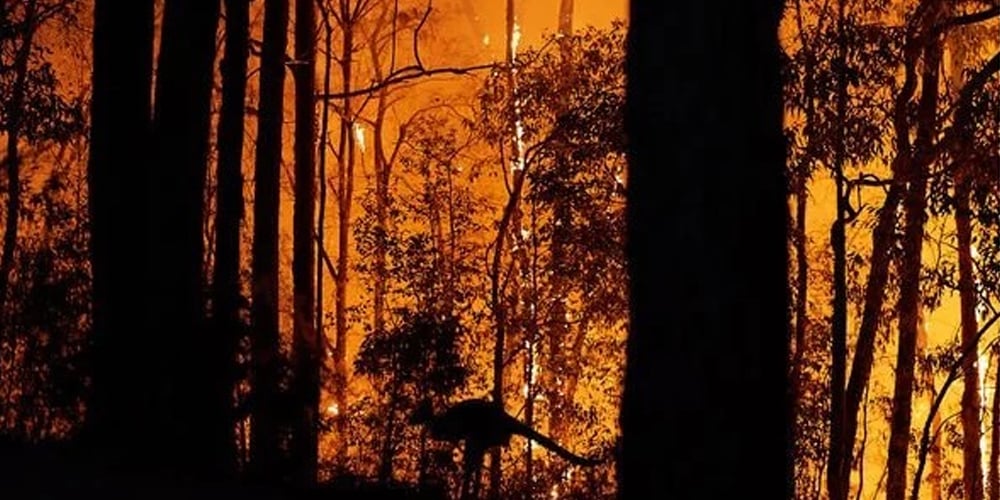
left=507, top=417, right=604, bottom=466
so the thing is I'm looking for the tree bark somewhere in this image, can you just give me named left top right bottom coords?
left=85, top=0, right=155, bottom=476
left=149, top=0, right=224, bottom=481
left=212, top=0, right=251, bottom=478
left=250, top=0, right=289, bottom=484
left=291, top=0, right=319, bottom=486
left=620, top=1, right=789, bottom=498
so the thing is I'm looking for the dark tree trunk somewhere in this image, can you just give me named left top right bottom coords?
left=827, top=1, right=849, bottom=496
left=620, top=1, right=789, bottom=498
left=291, top=0, right=319, bottom=486
left=149, top=0, right=223, bottom=482
left=885, top=9, right=943, bottom=498
left=0, top=0, right=37, bottom=318
left=789, top=3, right=816, bottom=491
left=250, top=0, right=289, bottom=484
left=833, top=4, right=929, bottom=492
left=488, top=1, right=522, bottom=495
left=84, top=0, right=155, bottom=476
left=957, top=176, right=985, bottom=500
left=212, top=0, right=251, bottom=478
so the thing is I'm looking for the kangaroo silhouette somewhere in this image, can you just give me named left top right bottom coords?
left=410, top=398, right=603, bottom=499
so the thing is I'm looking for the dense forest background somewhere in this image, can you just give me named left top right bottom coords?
left=1, top=0, right=629, bottom=498
left=782, top=1, right=999, bottom=499
left=0, top=0, right=994, bottom=499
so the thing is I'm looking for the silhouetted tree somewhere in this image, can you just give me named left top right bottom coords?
left=149, top=0, right=224, bottom=482
left=212, top=0, right=251, bottom=478
left=885, top=4, right=946, bottom=499
left=84, top=0, right=155, bottom=477
left=291, top=0, right=320, bottom=486
left=250, top=0, right=289, bottom=484
left=620, top=1, right=789, bottom=498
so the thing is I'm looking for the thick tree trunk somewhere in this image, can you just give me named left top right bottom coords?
left=250, top=0, right=289, bottom=484
left=291, top=0, right=319, bottom=486
left=885, top=12, right=942, bottom=499
left=212, top=0, right=251, bottom=478
left=85, top=0, right=155, bottom=476
left=149, top=0, right=223, bottom=481
left=620, top=1, right=788, bottom=498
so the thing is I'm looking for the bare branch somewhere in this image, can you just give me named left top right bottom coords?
left=317, top=62, right=497, bottom=100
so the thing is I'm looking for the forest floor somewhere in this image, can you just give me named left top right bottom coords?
left=0, top=439, right=447, bottom=500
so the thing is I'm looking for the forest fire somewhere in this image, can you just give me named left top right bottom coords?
left=1, top=0, right=632, bottom=498
left=5, top=0, right=989, bottom=499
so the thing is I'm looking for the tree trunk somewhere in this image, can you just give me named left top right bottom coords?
left=85, top=0, right=155, bottom=477
left=0, top=0, right=38, bottom=322
left=212, top=0, right=251, bottom=478
left=828, top=0, right=849, bottom=496
left=990, top=346, right=1000, bottom=500
left=834, top=4, right=929, bottom=493
left=489, top=1, right=523, bottom=495
left=790, top=3, right=815, bottom=491
left=620, top=1, right=788, bottom=498
left=316, top=0, right=333, bottom=380
left=149, top=0, right=223, bottom=482
left=948, top=29, right=985, bottom=500
left=918, top=312, right=943, bottom=500
left=885, top=12, right=943, bottom=498
left=291, top=0, right=319, bottom=486
left=957, top=175, right=985, bottom=500
left=250, top=0, right=289, bottom=484
left=332, top=11, right=357, bottom=464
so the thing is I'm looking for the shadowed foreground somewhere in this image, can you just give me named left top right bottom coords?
left=0, top=439, right=447, bottom=500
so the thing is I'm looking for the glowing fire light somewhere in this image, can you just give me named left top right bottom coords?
left=483, top=34, right=490, bottom=46
left=511, top=21, right=522, bottom=61
left=354, top=122, right=366, bottom=153
left=326, top=403, right=340, bottom=416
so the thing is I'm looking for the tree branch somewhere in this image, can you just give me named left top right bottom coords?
left=931, top=6, right=999, bottom=35
left=317, top=62, right=496, bottom=100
